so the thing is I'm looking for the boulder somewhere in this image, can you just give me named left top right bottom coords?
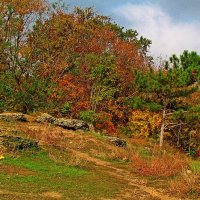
left=36, top=113, right=89, bottom=131
left=0, top=135, right=39, bottom=151
left=54, top=118, right=89, bottom=130
left=36, top=113, right=56, bottom=123
left=106, top=136, right=127, bottom=147
left=0, top=113, right=27, bottom=122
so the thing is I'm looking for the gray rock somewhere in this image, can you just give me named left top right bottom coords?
left=36, top=113, right=89, bottom=131
left=106, top=136, right=127, bottom=147
left=0, top=113, right=27, bottom=122
left=55, top=118, right=89, bottom=130
left=36, top=113, right=56, bottom=123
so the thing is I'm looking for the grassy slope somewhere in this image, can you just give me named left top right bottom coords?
left=0, top=151, right=125, bottom=200
left=0, top=119, right=129, bottom=200
left=0, top=117, right=199, bottom=199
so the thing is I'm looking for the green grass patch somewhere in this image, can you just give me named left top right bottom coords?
left=137, top=146, right=152, bottom=159
left=0, top=151, right=124, bottom=199
left=190, top=160, right=200, bottom=174
left=1, top=151, right=85, bottom=177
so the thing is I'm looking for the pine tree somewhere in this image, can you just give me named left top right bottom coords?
left=134, top=53, right=199, bottom=147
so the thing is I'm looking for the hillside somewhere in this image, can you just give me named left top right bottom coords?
left=0, top=113, right=199, bottom=200
left=0, top=0, right=200, bottom=199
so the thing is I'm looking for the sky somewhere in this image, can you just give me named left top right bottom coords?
left=60, top=0, right=200, bottom=59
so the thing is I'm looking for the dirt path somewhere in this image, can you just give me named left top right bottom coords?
left=69, top=149, right=179, bottom=200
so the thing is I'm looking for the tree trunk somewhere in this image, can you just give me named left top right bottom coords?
left=160, top=107, right=166, bottom=148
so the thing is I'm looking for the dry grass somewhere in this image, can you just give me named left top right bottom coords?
left=67, top=153, right=89, bottom=167
left=18, top=124, right=65, bottom=148
left=18, top=125, right=89, bottom=168
left=17, top=124, right=132, bottom=166
left=132, top=153, right=188, bottom=177
left=108, top=148, right=132, bottom=161
left=0, top=146, right=7, bottom=155
left=47, top=149, right=88, bottom=168
left=90, top=146, right=132, bottom=162
left=168, top=170, right=200, bottom=198
left=130, top=138, right=150, bottom=147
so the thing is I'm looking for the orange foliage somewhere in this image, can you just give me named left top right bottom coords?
left=185, top=91, right=200, bottom=106
left=132, top=153, right=188, bottom=177
left=0, top=0, right=46, bottom=15
left=27, top=9, right=147, bottom=119
left=1, top=2, right=150, bottom=133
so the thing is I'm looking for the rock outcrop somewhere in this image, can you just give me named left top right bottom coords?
left=36, top=113, right=89, bottom=131
left=55, top=118, right=89, bottom=130
left=106, top=136, right=127, bottom=147
left=0, top=113, right=27, bottom=122
left=36, top=113, right=56, bottom=124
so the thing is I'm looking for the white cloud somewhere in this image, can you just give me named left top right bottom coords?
left=114, top=3, right=200, bottom=58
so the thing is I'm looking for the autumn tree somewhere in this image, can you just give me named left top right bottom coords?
left=27, top=6, right=151, bottom=119
left=0, top=0, right=49, bottom=112
left=0, top=1, right=153, bottom=135
left=0, top=0, right=46, bottom=79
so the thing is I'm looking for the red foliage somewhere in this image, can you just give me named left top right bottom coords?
left=95, top=112, right=118, bottom=136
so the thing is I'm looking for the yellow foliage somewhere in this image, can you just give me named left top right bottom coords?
left=0, top=155, right=4, bottom=160
left=129, top=110, right=162, bottom=137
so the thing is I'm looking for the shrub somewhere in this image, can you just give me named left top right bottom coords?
left=61, top=101, right=71, bottom=115
left=0, top=72, right=50, bottom=113
left=132, top=153, right=188, bottom=177
left=95, top=112, right=118, bottom=135
left=79, top=110, right=97, bottom=123
left=120, top=126, right=132, bottom=137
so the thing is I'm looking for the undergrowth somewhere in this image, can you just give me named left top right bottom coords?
left=168, top=170, right=200, bottom=198
left=132, top=150, right=188, bottom=177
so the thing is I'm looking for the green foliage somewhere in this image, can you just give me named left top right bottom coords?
left=84, top=53, right=119, bottom=111
left=80, top=110, right=97, bottom=123
left=0, top=72, right=16, bottom=110
left=15, top=79, right=49, bottom=113
left=145, top=102, right=163, bottom=112
left=61, top=101, right=71, bottom=115
left=169, top=105, right=200, bottom=153
left=134, top=64, right=197, bottom=107
left=166, top=50, right=200, bottom=84
left=125, top=97, right=162, bottom=111
left=125, top=97, right=144, bottom=109
left=134, top=51, right=199, bottom=150
left=0, top=72, right=51, bottom=113
left=120, top=125, right=132, bottom=137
